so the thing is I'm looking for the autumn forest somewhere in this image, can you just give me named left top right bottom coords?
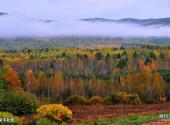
left=0, top=43, right=170, bottom=124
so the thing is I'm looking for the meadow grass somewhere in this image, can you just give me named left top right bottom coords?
left=73, top=113, right=164, bottom=125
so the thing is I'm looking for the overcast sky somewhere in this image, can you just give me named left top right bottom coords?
left=0, top=0, right=170, bottom=37
left=1, top=0, right=170, bottom=20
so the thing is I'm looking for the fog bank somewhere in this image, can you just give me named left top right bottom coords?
left=0, top=15, right=170, bottom=38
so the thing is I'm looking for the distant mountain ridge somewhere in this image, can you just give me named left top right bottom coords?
left=82, top=17, right=170, bottom=26
left=0, top=12, right=8, bottom=16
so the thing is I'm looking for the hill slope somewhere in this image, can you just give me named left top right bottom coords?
left=82, top=17, right=170, bottom=26
left=0, top=12, right=8, bottom=16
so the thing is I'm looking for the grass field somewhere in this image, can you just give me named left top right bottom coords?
left=73, top=112, right=170, bottom=125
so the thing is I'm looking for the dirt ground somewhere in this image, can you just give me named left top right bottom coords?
left=68, top=103, right=170, bottom=122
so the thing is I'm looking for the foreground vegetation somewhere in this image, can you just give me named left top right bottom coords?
left=74, top=113, right=163, bottom=125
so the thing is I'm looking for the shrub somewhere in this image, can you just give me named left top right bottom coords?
left=36, top=104, right=72, bottom=123
left=129, top=94, right=142, bottom=105
left=0, top=112, right=22, bottom=125
left=160, top=97, right=166, bottom=103
left=103, top=97, right=112, bottom=105
left=114, top=92, right=128, bottom=104
left=65, top=95, right=87, bottom=105
left=0, top=91, right=39, bottom=115
left=145, top=97, right=158, bottom=104
left=114, top=92, right=141, bottom=105
left=36, top=118, right=56, bottom=125
left=89, top=96, right=103, bottom=105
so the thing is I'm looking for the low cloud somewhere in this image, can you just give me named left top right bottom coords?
left=0, top=15, right=170, bottom=37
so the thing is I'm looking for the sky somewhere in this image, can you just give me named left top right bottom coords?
left=1, top=0, right=170, bottom=20
left=0, top=0, right=170, bottom=37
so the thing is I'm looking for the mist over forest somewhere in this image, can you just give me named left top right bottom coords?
left=0, top=14, right=170, bottom=38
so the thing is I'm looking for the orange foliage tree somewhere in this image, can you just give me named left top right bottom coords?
left=52, top=71, right=65, bottom=97
left=5, top=69, right=23, bottom=92
left=36, top=71, right=48, bottom=97
left=121, top=71, right=165, bottom=103
left=25, top=69, right=37, bottom=93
